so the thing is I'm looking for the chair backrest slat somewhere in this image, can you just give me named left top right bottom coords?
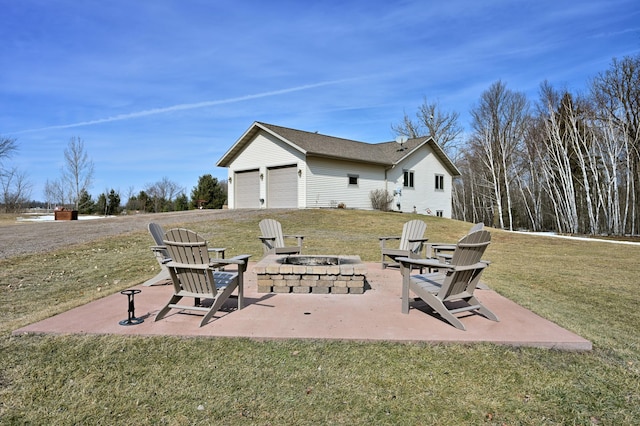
left=439, top=230, right=491, bottom=298
left=148, top=222, right=170, bottom=260
left=259, top=219, right=285, bottom=248
left=399, top=220, right=427, bottom=252
left=163, top=228, right=215, bottom=297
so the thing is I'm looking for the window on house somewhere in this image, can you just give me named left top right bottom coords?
left=348, top=174, right=359, bottom=185
left=435, top=174, right=444, bottom=191
left=436, top=210, right=443, bottom=217
left=403, top=170, right=414, bottom=188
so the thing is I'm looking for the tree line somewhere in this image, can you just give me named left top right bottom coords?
left=394, top=54, right=640, bottom=236
left=0, top=136, right=227, bottom=214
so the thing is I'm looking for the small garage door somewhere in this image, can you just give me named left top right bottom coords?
left=234, top=169, right=260, bottom=208
left=267, top=165, right=298, bottom=208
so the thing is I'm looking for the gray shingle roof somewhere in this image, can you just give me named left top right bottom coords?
left=258, top=122, right=427, bottom=165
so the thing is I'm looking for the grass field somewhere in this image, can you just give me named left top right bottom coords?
left=1, top=209, right=639, bottom=425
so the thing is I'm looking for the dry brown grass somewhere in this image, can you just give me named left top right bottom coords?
left=0, top=213, right=20, bottom=226
left=1, top=209, right=639, bottom=424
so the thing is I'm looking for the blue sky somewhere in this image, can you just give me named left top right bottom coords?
left=1, top=0, right=638, bottom=202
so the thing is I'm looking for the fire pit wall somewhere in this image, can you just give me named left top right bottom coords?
left=254, top=255, right=367, bottom=294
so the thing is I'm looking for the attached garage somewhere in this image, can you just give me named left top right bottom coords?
left=234, top=169, right=260, bottom=208
left=267, top=165, right=298, bottom=208
left=217, top=122, right=460, bottom=216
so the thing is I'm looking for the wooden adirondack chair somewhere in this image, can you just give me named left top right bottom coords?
left=379, top=219, right=428, bottom=269
left=146, top=222, right=228, bottom=287
left=155, top=228, right=250, bottom=327
left=258, top=219, right=304, bottom=255
left=397, top=229, right=498, bottom=330
left=426, top=222, right=484, bottom=261
left=144, top=222, right=172, bottom=286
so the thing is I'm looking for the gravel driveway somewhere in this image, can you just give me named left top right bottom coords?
left=0, top=209, right=263, bottom=260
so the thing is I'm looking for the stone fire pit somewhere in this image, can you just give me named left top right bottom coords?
left=254, top=255, right=367, bottom=294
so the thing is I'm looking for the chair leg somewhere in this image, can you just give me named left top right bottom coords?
left=400, top=263, right=411, bottom=314
left=468, top=296, right=499, bottom=322
left=155, top=295, right=182, bottom=321
left=410, top=285, right=467, bottom=330
left=199, top=283, right=238, bottom=327
left=237, top=270, right=244, bottom=310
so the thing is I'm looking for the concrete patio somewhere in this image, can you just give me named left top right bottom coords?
left=13, top=262, right=592, bottom=351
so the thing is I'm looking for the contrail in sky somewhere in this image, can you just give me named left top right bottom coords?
left=15, top=79, right=353, bottom=134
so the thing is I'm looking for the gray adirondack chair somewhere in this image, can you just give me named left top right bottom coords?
left=379, top=220, right=428, bottom=269
left=397, top=229, right=498, bottom=330
left=426, top=222, right=484, bottom=261
left=155, top=228, right=250, bottom=327
left=258, top=219, right=304, bottom=255
left=144, top=222, right=172, bottom=286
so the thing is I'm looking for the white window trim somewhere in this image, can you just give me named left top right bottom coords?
left=403, top=170, right=415, bottom=189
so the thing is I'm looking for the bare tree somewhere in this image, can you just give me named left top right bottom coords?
left=469, top=81, right=529, bottom=230
left=0, top=136, right=19, bottom=184
left=44, top=178, right=67, bottom=209
left=0, top=136, right=31, bottom=213
left=591, top=54, right=640, bottom=234
left=0, top=136, right=17, bottom=163
left=145, top=177, right=183, bottom=212
left=397, top=55, right=639, bottom=235
left=63, top=137, right=94, bottom=211
left=392, top=97, right=463, bottom=155
left=0, top=167, right=32, bottom=212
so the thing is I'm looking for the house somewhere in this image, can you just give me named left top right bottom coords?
left=216, top=122, right=461, bottom=217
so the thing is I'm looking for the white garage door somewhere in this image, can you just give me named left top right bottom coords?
left=267, top=165, right=298, bottom=208
left=234, top=170, right=260, bottom=208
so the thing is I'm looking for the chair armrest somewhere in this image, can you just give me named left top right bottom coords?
left=407, top=238, right=429, bottom=256
left=259, top=236, right=277, bottom=241
left=450, top=262, right=490, bottom=272
left=396, top=257, right=450, bottom=270
left=166, top=261, right=209, bottom=270
left=214, top=254, right=251, bottom=272
left=150, top=246, right=171, bottom=264
left=284, top=235, right=304, bottom=247
left=211, top=254, right=251, bottom=265
left=397, top=257, right=489, bottom=272
left=379, top=236, right=400, bottom=249
left=207, top=247, right=226, bottom=260
left=408, top=238, right=429, bottom=243
left=426, top=243, right=456, bottom=258
left=169, top=256, right=251, bottom=271
left=429, top=243, right=456, bottom=249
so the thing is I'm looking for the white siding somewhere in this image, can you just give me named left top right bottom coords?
left=388, top=145, right=453, bottom=217
left=306, top=158, right=385, bottom=209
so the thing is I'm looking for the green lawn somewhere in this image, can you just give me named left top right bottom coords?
left=1, top=209, right=639, bottom=425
